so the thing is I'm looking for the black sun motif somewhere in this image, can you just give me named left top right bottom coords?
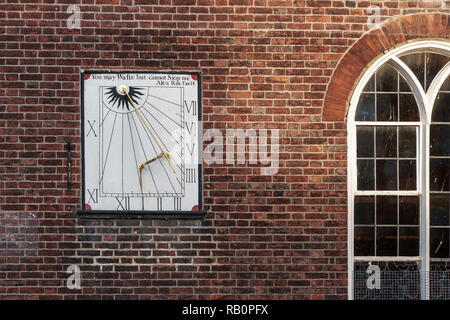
left=105, top=86, right=144, bottom=110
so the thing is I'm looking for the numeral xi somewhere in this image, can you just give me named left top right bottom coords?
left=87, top=188, right=98, bottom=203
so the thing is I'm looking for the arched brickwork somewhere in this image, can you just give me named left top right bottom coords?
left=322, top=13, right=450, bottom=122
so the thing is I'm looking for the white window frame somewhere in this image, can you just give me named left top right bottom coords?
left=347, top=40, right=450, bottom=300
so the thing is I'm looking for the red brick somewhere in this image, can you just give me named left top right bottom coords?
left=0, top=2, right=447, bottom=300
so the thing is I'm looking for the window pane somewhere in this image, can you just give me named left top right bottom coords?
left=432, top=93, right=450, bottom=122
left=354, top=196, right=375, bottom=225
left=357, top=159, right=374, bottom=190
left=376, top=127, right=397, bottom=158
left=441, top=76, right=450, bottom=91
left=430, top=228, right=450, bottom=258
left=430, top=158, right=450, bottom=192
left=376, top=227, right=397, bottom=256
left=399, top=160, right=416, bottom=190
left=430, top=194, right=450, bottom=226
left=357, top=127, right=374, bottom=157
left=376, top=160, right=397, bottom=190
left=399, top=227, right=419, bottom=256
left=430, top=125, right=450, bottom=156
left=399, top=196, right=419, bottom=225
left=399, top=74, right=412, bottom=92
left=377, top=93, right=398, bottom=121
left=399, top=127, right=416, bottom=158
left=399, top=94, right=419, bottom=121
left=425, top=53, right=450, bottom=91
left=355, top=93, right=375, bottom=121
left=429, top=68, right=450, bottom=261
left=400, top=52, right=425, bottom=89
left=376, top=196, right=397, bottom=225
left=376, top=64, right=398, bottom=92
left=363, top=75, right=375, bottom=92
left=355, top=226, right=375, bottom=256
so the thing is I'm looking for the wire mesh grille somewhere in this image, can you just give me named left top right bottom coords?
left=354, top=262, right=450, bottom=300
left=430, top=261, right=450, bottom=300
left=354, top=262, right=421, bottom=300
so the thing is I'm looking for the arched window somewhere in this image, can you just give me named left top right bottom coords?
left=348, top=41, right=450, bottom=300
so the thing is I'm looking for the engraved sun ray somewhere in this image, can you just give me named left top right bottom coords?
left=105, top=86, right=144, bottom=110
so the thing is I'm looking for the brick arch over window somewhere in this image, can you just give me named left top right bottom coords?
left=322, top=13, right=450, bottom=122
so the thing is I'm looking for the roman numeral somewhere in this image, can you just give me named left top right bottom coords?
left=115, top=197, right=130, bottom=210
left=173, top=197, right=181, bottom=211
left=184, top=100, right=197, bottom=116
left=86, top=120, right=97, bottom=137
left=87, top=188, right=98, bottom=204
left=186, top=168, right=196, bottom=183
left=156, top=197, right=163, bottom=211
left=184, top=121, right=196, bottom=136
left=186, top=143, right=195, bottom=156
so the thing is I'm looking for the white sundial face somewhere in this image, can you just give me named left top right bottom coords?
left=82, top=71, right=201, bottom=212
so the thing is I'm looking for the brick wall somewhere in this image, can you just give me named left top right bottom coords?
left=0, top=0, right=449, bottom=300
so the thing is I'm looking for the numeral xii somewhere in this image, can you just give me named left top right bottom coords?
left=116, top=197, right=130, bottom=210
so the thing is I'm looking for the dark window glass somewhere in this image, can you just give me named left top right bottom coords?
left=430, top=195, right=450, bottom=226
left=354, top=195, right=421, bottom=257
left=399, top=227, right=419, bottom=256
left=399, top=127, right=416, bottom=158
left=399, top=94, right=420, bottom=121
left=357, top=127, right=374, bottom=157
left=400, top=53, right=425, bottom=89
left=376, top=160, right=397, bottom=190
left=355, top=93, right=375, bottom=121
left=399, top=74, right=412, bottom=92
left=431, top=93, right=450, bottom=122
left=357, top=159, right=374, bottom=190
left=376, top=196, right=397, bottom=225
left=430, top=158, right=450, bottom=192
left=430, top=125, right=450, bottom=156
left=399, top=196, right=420, bottom=225
left=363, top=75, right=375, bottom=92
left=429, top=70, right=450, bottom=260
left=354, top=196, right=375, bottom=225
left=430, top=228, right=450, bottom=258
left=376, top=127, right=397, bottom=158
left=441, top=76, right=450, bottom=91
left=399, top=160, right=416, bottom=190
left=376, top=227, right=397, bottom=256
left=377, top=93, right=398, bottom=121
left=376, top=64, right=398, bottom=92
left=355, top=226, right=375, bottom=256
left=426, top=53, right=450, bottom=91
